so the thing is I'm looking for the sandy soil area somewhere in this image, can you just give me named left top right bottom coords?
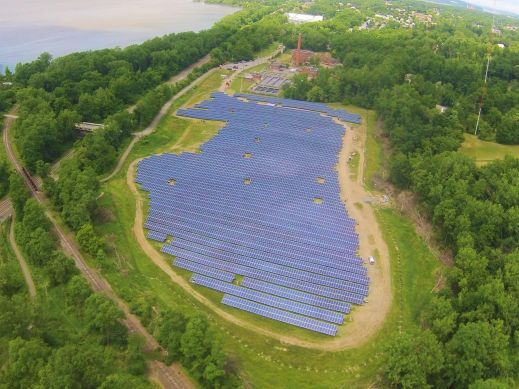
left=333, top=119, right=392, bottom=342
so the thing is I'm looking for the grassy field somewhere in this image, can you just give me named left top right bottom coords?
left=227, top=62, right=270, bottom=94
left=228, top=76, right=256, bottom=94
left=92, top=67, right=442, bottom=387
left=460, top=133, right=519, bottom=165
left=376, top=209, right=440, bottom=323
left=362, top=110, right=385, bottom=190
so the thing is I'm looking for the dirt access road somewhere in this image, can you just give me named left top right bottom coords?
left=0, top=189, right=37, bottom=299
left=0, top=119, right=26, bottom=298
left=334, top=118, right=392, bottom=343
left=2, top=109, right=193, bottom=389
left=104, top=49, right=281, bottom=183
left=101, top=56, right=216, bottom=183
left=128, top=54, right=212, bottom=114
left=9, top=214, right=37, bottom=298
left=127, top=106, right=392, bottom=351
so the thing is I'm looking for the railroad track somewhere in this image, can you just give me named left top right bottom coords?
left=2, top=110, right=192, bottom=389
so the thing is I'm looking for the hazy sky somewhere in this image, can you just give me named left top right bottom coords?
left=467, top=0, right=519, bottom=14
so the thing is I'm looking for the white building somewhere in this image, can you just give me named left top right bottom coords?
left=286, top=13, right=324, bottom=24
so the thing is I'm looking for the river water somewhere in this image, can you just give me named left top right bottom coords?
left=0, top=0, right=237, bottom=72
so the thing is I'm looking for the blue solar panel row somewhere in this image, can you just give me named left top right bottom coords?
left=231, top=92, right=361, bottom=124
left=147, top=187, right=359, bottom=242
left=152, top=220, right=362, bottom=272
left=147, top=196, right=361, bottom=254
left=147, top=208, right=361, bottom=257
left=146, top=188, right=359, bottom=241
left=191, top=274, right=344, bottom=324
left=146, top=210, right=361, bottom=264
left=222, top=294, right=338, bottom=336
left=147, top=230, right=168, bottom=242
left=137, top=92, right=369, bottom=335
left=161, top=243, right=366, bottom=305
left=141, top=168, right=352, bottom=223
left=167, top=242, right=369, bottom=291
left=241, top=277, right=351, bottom=313
left=174, top=258, right=235, bottom=282
left=167, top=232, right=367, bottom=278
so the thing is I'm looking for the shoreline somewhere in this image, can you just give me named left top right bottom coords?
left=0, top=0, right=239, bottom=71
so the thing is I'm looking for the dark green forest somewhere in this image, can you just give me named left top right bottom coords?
left=1, top=0, right=519, bottom=387
left=0, top=190, right=237, bottom=388
left=0, top=178, right=149, bottom=387
left=276, top=1, right=519, bottom=387
left=219, top=0, right=517, bottom=386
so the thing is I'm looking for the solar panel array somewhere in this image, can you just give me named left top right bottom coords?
left=147, top=230, right=168, bottom=242
left=136, top=92, right=368, bottom=336
left=234, top=93, right=362, bottom=124
left=251, top=73, right=289, bottom=95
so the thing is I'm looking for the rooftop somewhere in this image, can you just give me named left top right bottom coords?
left=286, top=13, right=324, bottom=23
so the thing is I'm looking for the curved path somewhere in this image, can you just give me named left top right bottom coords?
left=101, top=63, right=217, bottom=183
left=167, top=55, right=213, bottom=86
left=1, top=192, right=37, bottom=299
left=127, top=55, right=212, bottom=114
left=335, top=118, right=392, bottom=343
left=127, top=112, right=392, bottom=351
left=9, top=214, right=37, bottom=298
left=104, top=48, right=283, bottom=184
left=3, top=108, right=193, bottom=389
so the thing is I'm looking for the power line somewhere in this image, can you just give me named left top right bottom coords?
left=474, top=3, right=496, bottom=136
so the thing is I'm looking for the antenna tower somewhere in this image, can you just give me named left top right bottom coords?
left=474, top=3, right=497, bottom=136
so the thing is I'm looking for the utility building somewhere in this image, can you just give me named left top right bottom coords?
left=286, top=13, right=324, bottom=24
